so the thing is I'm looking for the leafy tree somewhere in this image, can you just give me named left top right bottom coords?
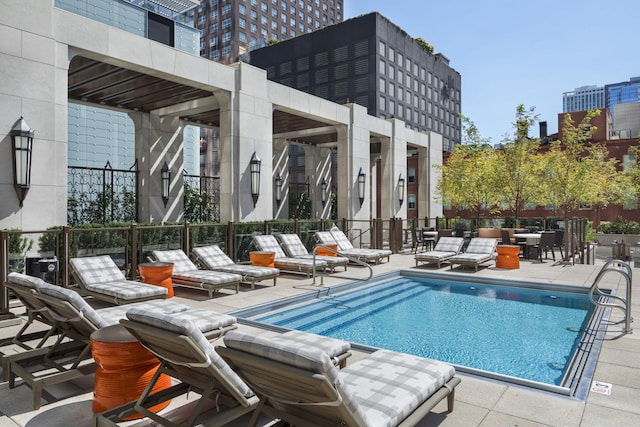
left=494, top=104, right=543, bottom=224
left=436, top=115, right=501, bottom=226
left=541, top=110, right=601, bottom=219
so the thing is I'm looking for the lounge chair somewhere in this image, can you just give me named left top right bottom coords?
left=151, top=249, right=242, bottom=297
left=95, top=312, right=351, bottom=426
left=414, top=237, right=465, bottom=268
left=278, top=233, right=349, bottom=272
left=69, top=255, right=167, bottom=304
left=192, top=244, right=279, bottom=288
left=315, top=228, right=391, bottom=264
left=252, top=235, right=328, bottom=276
left=448, top=237, right=498, bottom=271
left=5, top=273, right=236, bottom=409
left=217, top=330, right=461, bottom=427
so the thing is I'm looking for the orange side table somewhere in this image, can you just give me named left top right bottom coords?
left=316, top=243, right=338, bottom=256
left=496, top=245, right=521, bottom=269
left=91, top=324, right=171, bottom=419
left=249, top=251, right=276, bottom=268
left=139, top=262, right=174, bottom=298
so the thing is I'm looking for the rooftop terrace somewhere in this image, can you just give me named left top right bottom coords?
left=0, top=253, right=638, bottom=426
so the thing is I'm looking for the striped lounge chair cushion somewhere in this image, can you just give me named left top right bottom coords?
left=82, top=280, right=167, bottom=301
left=329, top=228, right=355, bottom=250
left=314, top=231, right=337, bottom=245
left=37, top=284, right=186, bottom=329
left=7, top=272, right=47, bottom=290
left=124, top=306, right=236, bottom=337
left=126, top=310, right=253, bottom=399
left=464, top=238, right=498, bottom=254
left=252, top=235, right=288, bottom=258
left=339, top=350, right=455, bottom=427
left=415, top=251, right=457, bottom=262
left=270, top=329, right=351, bottom=361
left=70, top=255, right=125, bottom=285
left=449, top=253, right=492, bottom=263
left=432, top=237, right=464, bottom=253
left=274, top=257, right=326, bottom=272
left=223, top=330, right=367, bottom=423
left=277, top=234, right=309, bottom=257
left=171, top=269, right=242, bottom=285
left=151, top=249, right=198, bottom=273
left=192, top=245, right=235, bottom=267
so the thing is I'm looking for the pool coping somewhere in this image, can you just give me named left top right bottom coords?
left=230, top=269, right=612, bottom=401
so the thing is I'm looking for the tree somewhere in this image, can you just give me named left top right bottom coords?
left=494, top=104, right=543, bottom=224
left=436, top=115, right=501, bottom=226
left=542, top=110, right=602, bottom=219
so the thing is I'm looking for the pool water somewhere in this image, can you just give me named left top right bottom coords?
left=253, top=275, right=598, bottom=389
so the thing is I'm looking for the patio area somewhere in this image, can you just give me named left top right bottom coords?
left=0, top=252, right=638, bottom=426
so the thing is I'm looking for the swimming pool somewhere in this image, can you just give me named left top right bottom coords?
left=231, top=270, right=609, bottom=399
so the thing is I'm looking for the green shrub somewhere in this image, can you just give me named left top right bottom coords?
left=598, top=216, right=640, bottom=234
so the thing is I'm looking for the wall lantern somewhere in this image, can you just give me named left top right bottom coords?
left=321, top=177, right=328, bottom=206
left=274, top=173, right=283, bottom=205
left=10, top=117, right=34, bottom=207
left=250, top=152, right=261, bottom=206
left=357, top=167, right=366, bottom=206
left=161, top=161, right=170, bottom=207
left=398, top=173, right=405, bottom=206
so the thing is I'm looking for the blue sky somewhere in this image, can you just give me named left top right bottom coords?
left=344, top=1, right=640, bottom=144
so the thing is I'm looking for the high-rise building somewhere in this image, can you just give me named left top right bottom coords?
left=247, top=12, right=462, bottom=151
left=562, top=85, right=604, bottom=113
left=605, top=77, right=640, bottom=127
left=185, top=0, right=344, bottom=64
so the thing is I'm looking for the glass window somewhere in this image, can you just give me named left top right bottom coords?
left=379, top=59, right=385, bottom=74
left=379, top=95, right=386, bottom=111
left=408, top=194, right=416, bottom=210
left=389, top=47, right=395, bottom=63
left=408, top=167, right=416, bottom=183
left=379, top=41, right=386, bottom=56
left=379, top=77, right=386, bottom=93
left=239, top=18, right=246, bottom=28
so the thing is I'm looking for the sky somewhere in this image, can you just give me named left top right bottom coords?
left=344, top=0, right=640, bottom=144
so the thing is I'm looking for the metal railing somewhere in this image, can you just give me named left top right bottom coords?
left=588, top=259, right=633, bottom=334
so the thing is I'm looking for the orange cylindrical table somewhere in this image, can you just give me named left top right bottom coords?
left=316, top=243, right=338, bottom=256
left=495, top=245, right=521, bottom=269
left=139, top=262, right=174, bottom=298
left=90, top=324, right=171, bottom=419
left=249, top=251, right=276, bottom=268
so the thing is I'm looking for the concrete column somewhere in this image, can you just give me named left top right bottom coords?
left=337, top=104, right=371, bottom=222
left=131, top=112, right=184, bottom=223
left=0, top=1, right=67, bottom=230
left=272, top=138, right=289, bottom=219
left=380, top=119, right=408, bottom=219
left=218, top=62, right=273, bottom=222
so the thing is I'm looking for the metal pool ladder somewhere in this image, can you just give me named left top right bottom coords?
left=589, top=259, right=633, bottom=334
left=310, top=245, right=373, bottom=286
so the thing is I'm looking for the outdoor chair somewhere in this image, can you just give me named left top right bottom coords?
left=410, top=222, right=426, bottom=253
left=95, top=311, right=352, bottom=426
left=500, top=229, right=514, bottom=245
left=448, top=237, right=498, bottom=271
left=415, top=237, right=465, bottom=268
left=217, top=330, right=461, bottom=427
left=252, top=234, right=328, bottom=276
left=5, top=273, right=232, bottom=410
left=192, top=244, right=279, bottom=288
left=69, top=255, right=167, bottom=304
left=314, top=228, right=391, bottom=264
left=151, top=249, right=242, bottom=298
left=554, top=229, right=565, bottom=259
left=533, top=231, right=556, bottom=262
left=277, top=233, right=349, bottom=272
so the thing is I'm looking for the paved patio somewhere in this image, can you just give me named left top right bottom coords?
left=0, top=252, right=638, bottom=426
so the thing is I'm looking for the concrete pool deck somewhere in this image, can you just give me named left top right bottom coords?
left=0, top=253, right=638, bottom=426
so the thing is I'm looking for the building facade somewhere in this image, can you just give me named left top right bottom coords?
left=186, top=0, right=344, bottom=64
left=605, top=77, right=640, bottom=114
left=247, top=12, right=462, bottom=152
left=562, top=85, right=604, bottom=113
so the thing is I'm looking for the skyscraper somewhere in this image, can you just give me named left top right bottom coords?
left=186, top=0, right=344, bottom=64
left=562, top=85, right=604, bottom=113
left=247, top=12, right=462, bottom=151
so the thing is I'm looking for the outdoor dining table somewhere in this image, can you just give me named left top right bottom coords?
left=514, top=233, right=541, bottom=259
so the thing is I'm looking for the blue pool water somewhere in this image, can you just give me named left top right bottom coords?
left=254, top=275, right=597, bottom=388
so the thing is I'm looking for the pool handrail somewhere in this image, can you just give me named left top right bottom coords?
left=310, top=244, right=372, bottom=286
left=588, top=259, right=633, bottom=334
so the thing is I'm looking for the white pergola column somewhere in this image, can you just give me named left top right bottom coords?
left=131, top=112, right=184, bottom=223
left=272, top=138, right=289, bottom=219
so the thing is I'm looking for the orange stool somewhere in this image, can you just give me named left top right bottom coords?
left=316, top=243, right=338, bottom=256
left=496, top=245, right=521, bottom=269
left=249, top=251, right=276, bottom=268
left=139, top=262, right=174, bottom=298
left=91, top=324, right=171, bottom=419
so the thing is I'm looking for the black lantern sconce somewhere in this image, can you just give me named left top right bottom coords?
left=10, top=117, right=34, bottom=207
left=398, top=173, right=405, bottom=206
left=274, top=173, right=283, bottom=205
left=321, top=177, right=328, bottom=206
left=161, top=161, right=171, bottom=207
left=357, top=167, right=366, bottom=206
left=250, top=152, right=261, bottom=206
